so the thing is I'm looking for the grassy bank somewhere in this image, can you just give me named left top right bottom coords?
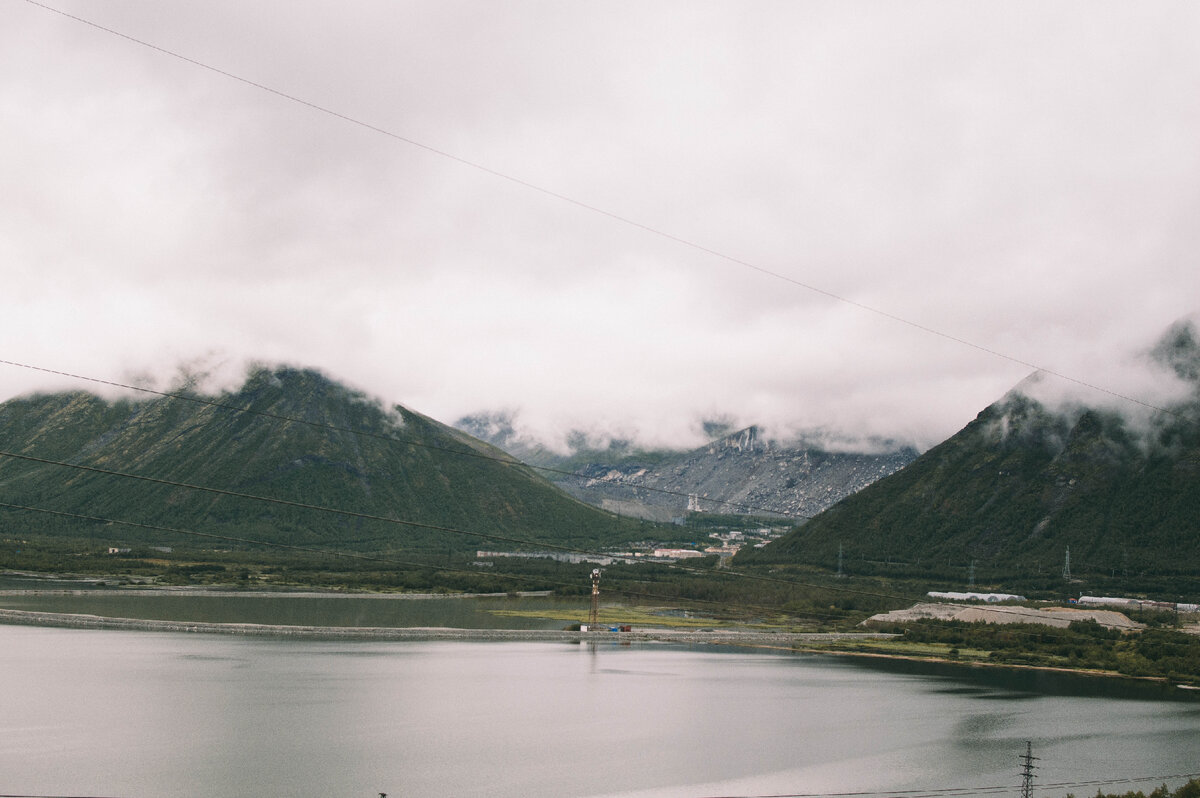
left=814, top=617, right=1200, bottom=686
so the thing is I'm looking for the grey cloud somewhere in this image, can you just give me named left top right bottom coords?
left=2, top=1, right=1198, bottom=453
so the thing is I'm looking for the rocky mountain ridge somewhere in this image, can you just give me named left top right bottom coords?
left=455, top=416, right=918, bottom=522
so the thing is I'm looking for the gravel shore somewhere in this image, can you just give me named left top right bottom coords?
left=865, top=601, right=1145, bottom=630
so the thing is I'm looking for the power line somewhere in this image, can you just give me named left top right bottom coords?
left=3, top=772, right=1196, bottom=798
left=0, top=361, right=1183, bottom=637
left=699, top=773, right=1200, bottom=798
left=8, top=357, right=1187, bottom=636
left=1021, top=741, right=1040, bottom=798
left=10, top=1, right=1193, bottom=585
left=16, top=0, right=1182, bottom=422
left=0, top=361, right=1184, bottom=632
left=8, top=4, right=1194, bottom=614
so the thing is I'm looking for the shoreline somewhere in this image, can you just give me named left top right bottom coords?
left=4, top=607, right=1196, bottom=693
left=786, top=641, right=1200, bottom=692
left=0, top=587, right=556, bottom=599
left=3, top=584, right=1194, bottom=691
left=0, top=607, right=893, bottom=646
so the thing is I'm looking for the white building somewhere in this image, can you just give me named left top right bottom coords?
left=927, top=591, right=1026, bottom=603
left=653, top=548, right=705, bottom=560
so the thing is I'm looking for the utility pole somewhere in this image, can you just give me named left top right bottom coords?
left=589, top=568, right=601, bottom=629
left=1019, top=741, right=1039, bottom=798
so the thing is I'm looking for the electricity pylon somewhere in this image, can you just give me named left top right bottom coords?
left=1019, top=740, right=1039, bottom=798
left=589, top=568, right=601, bottom=629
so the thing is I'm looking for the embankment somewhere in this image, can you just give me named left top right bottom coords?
left=0, top=607, right=893, bottom=646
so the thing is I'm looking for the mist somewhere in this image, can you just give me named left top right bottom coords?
left=3, top=2, right=1199, bottom=453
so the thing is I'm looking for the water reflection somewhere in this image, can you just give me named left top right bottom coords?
left=0, top=589, right=587, bottom=629
left=1, top=626, right=1198, bottom=798
left=954, top=711, right=1015, bottom=739
left=834, top=651, right=1200, bottom=703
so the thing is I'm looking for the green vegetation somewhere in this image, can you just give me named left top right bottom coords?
left=0, top=525, right=925, bottom=624
left=7, top=518, right=1200, bottom=689
left=743, top=395, right=1200, bottom=587
left=744, top=322, right=1200, bottom=587
left=836, top=617, right=1200, bottom=685
left=0, top=368, right=694, bottom=559
left=5, top=363, right=1200, bottom=693
left=1074, top=779, right=1200, bottom=798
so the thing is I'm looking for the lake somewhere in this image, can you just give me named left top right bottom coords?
left=2, top=601, right=1198, bottom=798
left=0, top=586, right=582, bottom=629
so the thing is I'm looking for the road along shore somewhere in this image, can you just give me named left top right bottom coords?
left=0, top=607, right=894, bottom=646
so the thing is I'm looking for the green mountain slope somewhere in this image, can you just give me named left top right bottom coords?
left=0, top=367, right=650, bottom=554
left=744, top=321, right=1200, bottom=581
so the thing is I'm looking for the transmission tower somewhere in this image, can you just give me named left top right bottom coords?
left=1019, top=740, right=1039, bottom=798
left=836, top=544, right=845, bottom=578
left=1062, top=547, right=1072, bottom=581
left=968, top=560, right=976, bottom=588
left=588, top=568, right=601, bottom=629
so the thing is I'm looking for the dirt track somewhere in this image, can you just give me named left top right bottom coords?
left=0, top=607, right=896, bottom=646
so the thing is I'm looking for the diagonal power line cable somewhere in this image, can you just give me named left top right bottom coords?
left=0, top=358, right=806, bottom=519
left=8, top=5, right=1196, bottom=629
left=16, top=0, right=1181, bottom=420
left=705, top=772, right=1200, bottom=798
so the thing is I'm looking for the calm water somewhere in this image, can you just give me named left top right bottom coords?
left=2, top=622, right=1198, bottom=798
left=0, top=588, right=584, bottom=629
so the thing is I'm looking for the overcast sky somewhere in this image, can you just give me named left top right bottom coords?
left=3, top=1, right=1198, bottom=452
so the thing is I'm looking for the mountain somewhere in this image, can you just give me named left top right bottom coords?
left=456, top=415, right=918, bottom=522
left=745, top=320, right=1200, bottom=580
left=0, top=367, right=651, bottom=554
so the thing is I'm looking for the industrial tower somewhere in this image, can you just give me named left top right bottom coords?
left=589, top=568, right=601, bottom=629
left=1019, top=741, right=1039, bottom=798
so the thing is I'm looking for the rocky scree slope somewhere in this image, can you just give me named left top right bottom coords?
left=456, top=416, right=917, bottom=522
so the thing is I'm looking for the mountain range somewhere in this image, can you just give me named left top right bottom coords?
left=4, top=319, right=1197, bottom=586
left=455, top=415, right=918, bottom=522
